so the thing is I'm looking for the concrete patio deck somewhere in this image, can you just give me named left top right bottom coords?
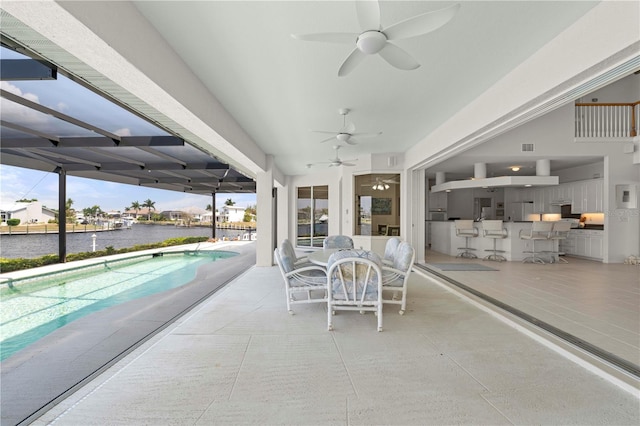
left=25, top=248, right=639, bottom=425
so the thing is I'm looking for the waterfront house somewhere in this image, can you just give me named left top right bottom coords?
left=219, top=205, right=246, bottom=223
left=0, top=2, right=638, bottom=425
left=0, top=201, right=56, bottom=225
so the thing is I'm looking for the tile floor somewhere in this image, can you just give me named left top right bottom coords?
left=32, top=250, right=639, bottom=425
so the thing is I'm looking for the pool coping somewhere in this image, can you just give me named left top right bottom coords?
left=0, top=241, right=256, bottom=426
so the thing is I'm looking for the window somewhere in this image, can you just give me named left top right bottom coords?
left=354, top=174, right=400, bottom=236
left=297, top=185, right=328, bottom=247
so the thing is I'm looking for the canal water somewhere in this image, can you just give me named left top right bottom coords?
left=0, top=225, right=250, bottom=259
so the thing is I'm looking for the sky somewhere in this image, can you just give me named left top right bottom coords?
left=0, top=45, right=256, bottom=214
left=0, top=164, right=256, bottom=213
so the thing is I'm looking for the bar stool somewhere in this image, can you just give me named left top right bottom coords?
left=482, top=220, right=508, bottom=262
left=455, top=220, right=479, bottom=258
left=519, top=221, right=553, bottom=264
left=549, top=221, right=571, bottom=263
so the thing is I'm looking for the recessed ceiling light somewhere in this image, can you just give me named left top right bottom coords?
left=510, top=166, right=521, bottom=172
left=524, top=184, right=532, bottom=187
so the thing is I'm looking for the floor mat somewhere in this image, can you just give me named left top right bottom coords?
left=427, top=263, right=498, bottom=271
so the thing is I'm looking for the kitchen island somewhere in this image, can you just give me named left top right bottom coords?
left=429, top=221, right=559, bottom=262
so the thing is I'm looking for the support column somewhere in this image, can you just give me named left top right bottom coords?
left=211, top=192, right=216, bottom=239
left=474, top=162, right=487, bottom=179
left=536, top=159, right=551, bottom=176
left=256, top=155, right=275, bottom=266
left=58, top=167, right=67, bottom=263
left=435, top=171, right=446, bottom=185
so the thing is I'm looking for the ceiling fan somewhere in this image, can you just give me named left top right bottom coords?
left=312, top=108, right=381, bottom=145
left=307, top=145, right=357, bottom=168
left=365, top=177, right=400, bottom=190
left=292, top=1, right=461, bottom=76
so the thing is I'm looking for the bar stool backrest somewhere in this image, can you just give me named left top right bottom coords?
left=483, top=220, right=506, bottom=236
left=455, top=220, right=477, bottom=237
left=530, top=221, right=553, bottom=238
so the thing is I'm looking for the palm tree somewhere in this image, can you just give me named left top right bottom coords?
left=65, top=198, right=75, bottom=223
left=142, top=199, right=156, bottom=220
left=130, top=201, right=141, bottom=219
left=225, top=198, right=235, bottom=206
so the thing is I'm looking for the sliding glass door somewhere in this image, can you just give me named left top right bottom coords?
left=297, top=185, right=328, bottom=247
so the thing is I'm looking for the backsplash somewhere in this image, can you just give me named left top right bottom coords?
left=581, top=213, right=605, bottom=224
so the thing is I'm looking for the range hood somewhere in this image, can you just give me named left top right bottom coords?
left=430, top=175, right=559, bottom=193
left=549, top=199, right=572, bottom=206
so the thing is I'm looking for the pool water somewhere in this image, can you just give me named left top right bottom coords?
left=0, top=251, right=235, bottom=361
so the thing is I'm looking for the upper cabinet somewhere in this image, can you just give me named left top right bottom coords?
left=571, top=179, right=603, bottom=213
left=513, top=179, right=603, bottom=213
left=428, top=191, right=448, bottom=211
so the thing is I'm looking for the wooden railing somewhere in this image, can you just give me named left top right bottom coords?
left=575, top=101, right=639, bottom=138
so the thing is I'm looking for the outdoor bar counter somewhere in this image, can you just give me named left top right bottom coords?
left=429, top=221, right=558, bottom=262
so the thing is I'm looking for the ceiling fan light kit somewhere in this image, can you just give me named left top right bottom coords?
left=311, top=108, right=381, bottom=147
left=307, top=145, right=358, bottom=168
left=292, top=1, right=461, bottom=76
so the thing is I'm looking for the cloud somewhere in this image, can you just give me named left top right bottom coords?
left=0, top=82, right=49, bottom=124
left=56, top=101, right=69, bottom=112
left=115, top=128, right=132, bottom=136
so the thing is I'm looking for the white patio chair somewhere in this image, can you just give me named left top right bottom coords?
left=382, top=237, right=401, bottom=265
left=326, top=249, right=383, bottom=332
left=274, top=247, right=327, bottom=315
left=280, top=238, right=312, bottom=267
left=382, top=241, right=415, bottom=315
left=322, top=235, right=354, bottom=250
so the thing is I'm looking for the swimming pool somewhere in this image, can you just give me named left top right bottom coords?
left=0, top=250, right=235, bottom=361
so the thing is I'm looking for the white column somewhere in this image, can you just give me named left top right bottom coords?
left=474, top=163, right=486, bottom=179
left=256, top=155, right=275, bottom=266
left=435, top=171, right=446, bottom=185
left=536, top=159, right=551, bottom=176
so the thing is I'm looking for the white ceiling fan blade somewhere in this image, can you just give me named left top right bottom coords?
left=351, top=131, right=382, bottom=138
left=383, top=4, right=461, bottom=41
left=311, top=130, right=338, bottom=135
left=341, top=121, right=356, bottom=134
left=319, top=136, right=335, bottom=143
left=291, top=32, right=358, bottom=44
left=338, top=48, right=367, bottom=77
left=379, top=43, right=420, bottom=70
left=344, top=138, right=358, bottom=146
left=356, top=0, right=381, bottom=31
left=341, top=162, right=357, bottom=167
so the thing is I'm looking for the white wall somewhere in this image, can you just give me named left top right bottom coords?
left=556, top=162, right=605, bottom=183
left=582, top=73, right=640, bottom=103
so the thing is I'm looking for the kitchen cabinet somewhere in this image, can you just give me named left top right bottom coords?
left=533, top=188, right=545, bottom=212
left=570, top=179, right=603, bottom=213
left=428, top=191, right=447, bottom=211
left=563, top=229, right=603, bottom=260
left=571, top=182, right=585, bottom=213
left=589, top=233, right=603, bottom=259
left=584, top=179, right=603, bottom=212
left=512, top=179, right=602, bottom=214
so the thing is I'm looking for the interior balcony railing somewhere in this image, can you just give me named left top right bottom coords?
left=575, top=101, right=639, bottom=138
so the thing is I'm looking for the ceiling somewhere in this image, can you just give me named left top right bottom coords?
left=2, top=0, right=626, bottom=190
left=130, top=0, right=600, bottom=176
